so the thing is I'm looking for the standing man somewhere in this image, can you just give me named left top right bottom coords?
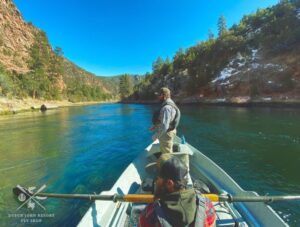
left=150, top=87, right=180, bottom=154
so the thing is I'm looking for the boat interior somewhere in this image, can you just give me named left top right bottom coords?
left=77, top=138, right=287, bottom=227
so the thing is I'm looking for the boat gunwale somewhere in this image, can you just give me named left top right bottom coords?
left=185, top=137, right=288, bottom=226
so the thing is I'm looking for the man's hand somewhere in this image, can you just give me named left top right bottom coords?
left=152, top=134, right=158, bottom=141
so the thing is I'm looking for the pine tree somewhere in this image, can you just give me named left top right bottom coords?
left=173, top=48, right=186, bottom=71
left=208, top=29, right=214, bottom=40
left=160, top=57, right=173, bottom=76
left=119, top=74, right=133, bottom=99
left=152, top=57, right=164, bottom=74
left=48, top=46, right=64, bottom=98
left=27, top=32, right=50, bottom=98
left=218, top=15, right=227, bottom=37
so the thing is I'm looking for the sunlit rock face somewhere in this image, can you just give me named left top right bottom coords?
left=0, top=0, right=35, bottom=74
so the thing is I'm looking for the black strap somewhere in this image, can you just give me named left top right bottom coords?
left=194, top=195, right=206, bottom=227
left=153, top=202, right=173, bottom=227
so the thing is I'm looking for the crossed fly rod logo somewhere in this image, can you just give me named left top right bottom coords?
left=13, top=185, right=47, bottom=211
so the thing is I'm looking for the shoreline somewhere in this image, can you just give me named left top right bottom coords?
left=2, top=96, right=300, bottom=115
left=0, top=97, right=119, bottom=115
left=121, top=97, right=300, bottom=108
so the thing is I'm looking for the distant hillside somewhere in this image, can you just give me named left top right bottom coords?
left=99, top=76, right=121, bottom=95
left=100, top=74, right=144, bottom=98
left=130, top=0, right=300, bottom=104
left=0, top=0, right=116, bottom=101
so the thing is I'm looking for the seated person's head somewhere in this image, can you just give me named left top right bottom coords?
left=155, top=153, right=188, bottom=195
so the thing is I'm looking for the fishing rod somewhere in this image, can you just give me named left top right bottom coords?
left=13, top=185, right=300, bottom=204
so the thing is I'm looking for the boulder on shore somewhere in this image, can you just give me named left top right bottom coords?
left=40, top=104, right=47, bottom=111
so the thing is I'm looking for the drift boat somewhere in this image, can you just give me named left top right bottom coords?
left=77, top=137, right=288, bottom=227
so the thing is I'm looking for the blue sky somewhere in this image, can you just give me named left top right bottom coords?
left=14, top=0, right=279, bottom=76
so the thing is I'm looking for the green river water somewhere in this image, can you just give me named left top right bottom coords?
left=0, top=104, right=299, bottom=226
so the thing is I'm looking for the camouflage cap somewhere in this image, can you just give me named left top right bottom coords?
left=157, top=153, right=188, bottom=182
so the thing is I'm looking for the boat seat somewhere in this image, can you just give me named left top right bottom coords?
left=147, top=143, right=193, bottom=158
left=146, top=142, right=193, bottom=171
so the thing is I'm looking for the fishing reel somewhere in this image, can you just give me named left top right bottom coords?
left=141, top=178, right=155, bottom=194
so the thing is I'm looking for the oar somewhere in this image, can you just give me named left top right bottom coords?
left=206, top=194, right=300, bottom=203
left=13, top=185, right=300, bottom=203
left=13, top=185, right=156, bottom=203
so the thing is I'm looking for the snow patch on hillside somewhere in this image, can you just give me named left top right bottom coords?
left=212, top=67, right=238, bottom=82
left=254, top=28, right=262, bottom=34
left=212, top=53, right=245, bottom=83
left=251, top=63, right=260, bottom=69
left=251, top=49, right=258, bottom=60
left=250, top=49, right=265, bottom=69
left=212, top=49, right=286, bottom=84
left=220, top=81, right=230, bottom=85
left=296, top=8, right=300, bottom=19
left=264, top=63, right=284, bottom=71
left=262, top=97, right=272, bottom=101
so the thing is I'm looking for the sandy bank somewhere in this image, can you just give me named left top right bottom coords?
left=0, top=97, right=119, bottom=115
